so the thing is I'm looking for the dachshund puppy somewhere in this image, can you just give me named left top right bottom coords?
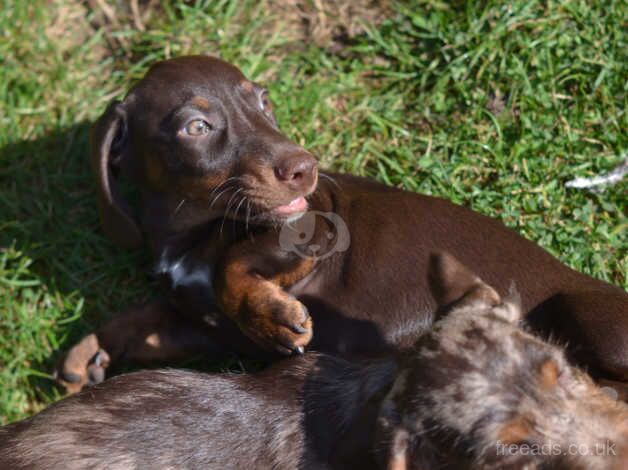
left=5, top=254, right=627, bottom=469
left=59, top=55, right=627, bottom=392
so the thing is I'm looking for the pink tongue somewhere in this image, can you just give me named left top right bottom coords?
left=273, top=197, right=308, bottom=215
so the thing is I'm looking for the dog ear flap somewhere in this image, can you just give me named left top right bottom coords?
left=428, top=252, right=482, bottom=306
left=428, top=252, right=501, bottom=311
left=91, top=100, right=142, bottom=249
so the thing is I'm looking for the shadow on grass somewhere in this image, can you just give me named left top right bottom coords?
left=0, top=122, right=153, bottom=402
left=0, top=123, right=278, bottom=410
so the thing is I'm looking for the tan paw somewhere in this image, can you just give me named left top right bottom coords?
left=55, top=334, right=110, bottom=394
left=240, top=294, right=313, bottom=355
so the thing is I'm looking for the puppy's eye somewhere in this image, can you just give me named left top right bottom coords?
left=184, top=119, right=212, bottom=136
left=260, top=91, right=273, bottom=113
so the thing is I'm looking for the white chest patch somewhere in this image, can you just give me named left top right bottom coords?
left=156, top=248, right=213, bottom=290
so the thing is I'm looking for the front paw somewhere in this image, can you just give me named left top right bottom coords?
left=240, top=294, right=313, bottom=355
left=55, top=334, right=110, bottom=394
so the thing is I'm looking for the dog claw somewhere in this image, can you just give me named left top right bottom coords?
left=93, top=351, right=104, bottom=367
left=87, top=365, right=105, bottom=385
left=83, top=349, right=110, bottom=385
left=275, top=344, right=294, bottom=356
left=294, top=346, right=305, bottom=355
left=289, top=323, right=309, bottom=334
left=90, top=349, right=110, bottom=368
left=59, top=371, right=82, bottom=384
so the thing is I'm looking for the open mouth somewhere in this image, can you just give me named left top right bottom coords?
left=221, top=177, right=317, bottom=226
left=270, top=196, right=308, bottom=217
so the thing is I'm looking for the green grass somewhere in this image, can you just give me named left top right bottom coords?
left=0, top=0, right=625, bottom=424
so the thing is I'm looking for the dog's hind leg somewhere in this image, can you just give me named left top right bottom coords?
left=56, top=300, right=227, bottom=393
left=527, top=285, right=628, bottom=384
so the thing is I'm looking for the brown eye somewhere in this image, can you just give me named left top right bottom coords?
left=184, top=119, right=211, bottom=136
left=260, top=92, right=272, bottom=113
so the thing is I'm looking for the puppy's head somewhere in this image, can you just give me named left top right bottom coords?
left=376, top=253, right=628, bottom=470
left=93, top=55, right=318, bottom=248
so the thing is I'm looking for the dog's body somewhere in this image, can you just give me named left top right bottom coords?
left=6, top=255, right=628, bottom=469
left=59, top=55, right=627, bottom=392
left=163, top=172, right=626, bottom=360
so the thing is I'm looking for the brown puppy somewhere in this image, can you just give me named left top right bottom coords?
left=5, top=255, right=628, bottom=469
left=59, top=55, right=627, bottom=392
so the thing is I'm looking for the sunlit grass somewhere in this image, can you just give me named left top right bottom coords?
left=0, top=0, right=625, bottom=423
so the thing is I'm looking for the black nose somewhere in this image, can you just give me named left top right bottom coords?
left=274, top=153, right=318, bottom=191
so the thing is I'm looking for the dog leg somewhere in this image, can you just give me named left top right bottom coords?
left=215, top=235, right=315, bottom=355
left=528, top=286, right=628, bottom=383
left=56, top=300, right=222, bottom=393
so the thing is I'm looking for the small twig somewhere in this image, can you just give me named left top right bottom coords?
left=94, top=0, right=118, bottom=27
left=130, top=0, right=145, bottom=31
left=566, top=158, right=628, bottom=192
left=142, top=0, right=159, bottom=25
left=89, top=0, right=131, bottom=54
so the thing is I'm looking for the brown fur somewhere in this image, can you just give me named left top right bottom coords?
left=190, top=96, right=211, bottom=109
left=539, top=358, right=560, bottom=390
left=7, top=255, right=628, bottom=469
left=59, top=55, right=628, bottom=394
left=497, top=417, right=533, bottom=446
left=375, top=254, right=628, bottom=470
left=215, top=244, right=316, bottom=353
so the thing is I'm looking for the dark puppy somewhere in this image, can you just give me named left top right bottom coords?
left=59, top=55, right=627, bottom=392
left=5, top=255, right=627, bottom=469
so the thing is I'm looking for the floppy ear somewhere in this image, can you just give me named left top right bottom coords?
left=91, top=100, right=142, bottom=249
left=428, top=252, right=501, bottom=312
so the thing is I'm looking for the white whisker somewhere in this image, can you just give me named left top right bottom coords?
left=320, top=172, right=341, bottom=189
left=174, top=198, right=186, bottom=215
left=209, top=185, right=235, bottom=210
left=232, top=195, right=248, bottom=234
left=245, top=199, right=252, bottom=234
left=220, top=188, right=243, bottom=235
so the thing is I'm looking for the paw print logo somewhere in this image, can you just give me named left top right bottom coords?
left=279, top=211, right=350, bottom=260
left=600, top=386, right=619, bottom=401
